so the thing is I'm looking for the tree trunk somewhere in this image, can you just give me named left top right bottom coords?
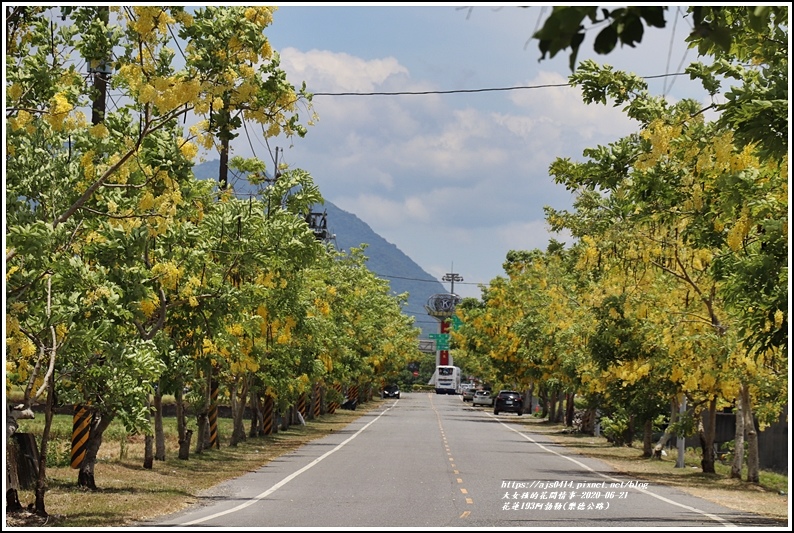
left=548, top=389, right=558, bottom=422
left=698, top=398, right=717, bottom=474
left=229, top=378, right=249, bottom=447
left=623, top=414, right=635, bottom=448
left=154, top=388, right=165, bottom=461
left=249, top=390, right=263, bottom=437
left=642, top=418, right=653, bottom=457
left=143, top=396, right=153, bottom=469
left=176, top=385, right=189, bottom=460
left=539, top=388, right=548, bottom=418
left=653, top=397, right=678, bottom=458
left=523, top=383, right=534, bottom=415
left=743, top=385, right=759, bottom=483
left=195, top=413, right=208, bottom=454
left=143, top=435, right=154, bottom=469
left=565, top=393, right=575, bottom=427
left=280, top=407, right=290, bottom=431
left=556, top=391, right=565, bottom=422
left=731, top=385, right=746, bottom=479
left=77, top=412, right=114, bottom=489
left=34, top=369, right=56, bottom=516
left=178, top=429, right=193, bottom=460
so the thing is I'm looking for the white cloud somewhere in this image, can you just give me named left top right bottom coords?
left=279, top=47, right=408, bottom=92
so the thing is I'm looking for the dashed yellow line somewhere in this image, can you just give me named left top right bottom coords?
left=431, top=395, right=473, bottom=517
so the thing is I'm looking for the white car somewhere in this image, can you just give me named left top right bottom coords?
left=472, top=390, right=494, bottom=407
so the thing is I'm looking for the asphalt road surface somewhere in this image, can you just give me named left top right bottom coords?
left=143, top=393, right=782, bottom=528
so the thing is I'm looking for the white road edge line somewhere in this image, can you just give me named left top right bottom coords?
left=180, top=402, right=396, bottom=526
left=497, top=418, right=737, bottom=528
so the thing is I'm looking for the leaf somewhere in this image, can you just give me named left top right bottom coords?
left=594, top=24, right=618, bottom=55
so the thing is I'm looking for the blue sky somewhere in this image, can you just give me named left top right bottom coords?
left=226, top=5, right=714, bottom=299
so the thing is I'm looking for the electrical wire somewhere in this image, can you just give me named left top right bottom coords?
left=308, top=73, right=688, bottom=97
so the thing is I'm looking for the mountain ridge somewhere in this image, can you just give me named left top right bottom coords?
left=193, top=160, right=446, bottom=338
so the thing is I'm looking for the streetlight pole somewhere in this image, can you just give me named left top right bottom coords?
left=442, top=269, right=463, bottom=295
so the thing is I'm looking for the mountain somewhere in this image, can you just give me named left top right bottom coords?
left=192, top=160, right=446, bottom=338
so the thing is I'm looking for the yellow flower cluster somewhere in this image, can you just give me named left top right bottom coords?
left=130, top=6, right=175, bottom=41
left=635, top=119, right=681, bottom=170
left=226, top=323, right=244, bottom=337
left=152, top=261, right=182, bottom=290
left=8, top=110, right=34, bottom=133
left=90, top=123, right=109, bottom=138
left=726, top=210, right=751, bottom=251
left=44, top=93, right=73, bottom=131
left=179, top=138, right=198, bottom=160
left=244, top=7, right=274, bottom=29
left=140, top=297, right=159, bottom=318
left=313, top=298, right=331, bottom=316
left=84, top=285, right=112, bottom=306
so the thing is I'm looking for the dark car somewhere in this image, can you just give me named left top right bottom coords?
left=493, top=390, right=523, bottom=415
left=381, top=384, right=400, bottom=399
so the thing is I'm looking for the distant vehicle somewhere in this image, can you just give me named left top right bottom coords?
left=381, top=384, right=400, bottom=399
left=434, top=365, right=461, bottom=395
left=462, top=386, right=477, bottom=402
left=493, top=390, right=523, bottom=415
left=472, top=390, right=494, bottom=407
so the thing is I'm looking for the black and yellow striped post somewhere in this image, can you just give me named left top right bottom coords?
left=297, top=392, right=307, bottom=420
left=263, top=395, right=274, bottom=435
left=71, top=405, right=91, bottom=469
left=348, top=384, right=359, bottom=407
left=312, top=382, right=322, bottom=419
left=208, top=380, right=219, bottom=449
left=328, top=383, right=341, bottom=413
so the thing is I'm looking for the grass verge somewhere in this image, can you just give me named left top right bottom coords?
left=6, top=400, right=383, bottom=528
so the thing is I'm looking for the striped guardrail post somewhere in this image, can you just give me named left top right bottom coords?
left=71, top=405, right=91, bottom=469
left=263, top=394, right=274, bottom=435
left=312, top=382, right=322, bottom=419
left=328, top=383, right=341, bottom=413
left=297, top=392, right=307, bottom=420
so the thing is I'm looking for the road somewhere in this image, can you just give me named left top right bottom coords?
left=144, top=393, right=777, bottom=528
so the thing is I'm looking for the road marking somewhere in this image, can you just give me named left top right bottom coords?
left=496, top=418, right=737, bottom=527
left=179, top=402, right=397, bottom=525
left=465, top=498, right=473, bottom=504
left=460, top=511, right=471, bottom=518
left=460, top=488, right=468, bottom=494
left=457, top=478, right=463, bottom=484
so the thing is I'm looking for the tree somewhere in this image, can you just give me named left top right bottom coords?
left=543, top=59, right=786, bottom=475
left=6, top=5, right=313, bottom=511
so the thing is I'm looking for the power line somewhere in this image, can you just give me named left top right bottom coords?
left=309, top=73, right=688, bottom=97
left=376, top=273, right=489, bottom=287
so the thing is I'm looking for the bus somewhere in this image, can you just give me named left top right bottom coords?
left=434, top=365, right=461, bottom=395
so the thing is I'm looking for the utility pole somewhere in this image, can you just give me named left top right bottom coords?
left=442, top=266, right=463, bottom=295
left=90, top=7, right=110, bottom=126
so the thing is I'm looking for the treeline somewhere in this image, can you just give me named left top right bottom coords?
left=452, top=7, right=788, bottom=483
left=5, top=6, right=420, bottom=517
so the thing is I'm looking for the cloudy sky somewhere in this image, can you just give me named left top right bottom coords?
left=228, top=4, right=714, bottom=299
